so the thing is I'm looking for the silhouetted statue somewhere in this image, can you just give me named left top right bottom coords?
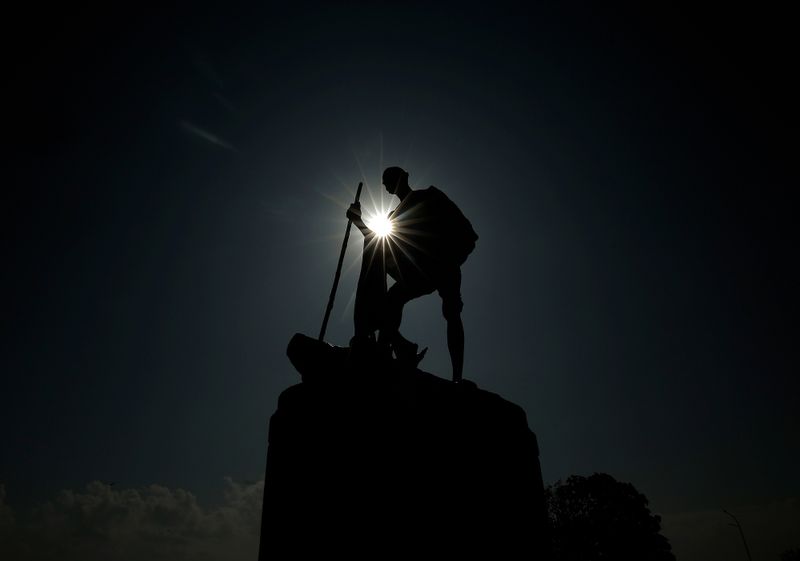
left=347, top=166, right=478, bottom=382
left=263, top=172, right=549, bottom=561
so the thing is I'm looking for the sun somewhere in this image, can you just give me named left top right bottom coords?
left=365, top=212, right=393, bottom=238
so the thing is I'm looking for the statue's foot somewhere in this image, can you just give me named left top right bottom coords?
left=392, top=339, right=418, bottom=362
left=453, top=378, right=476, bottom=390
left=348, top=334, right=391, bottom=368
left=415, top=347, right=428, bottom=365
left=394, top=344, right=428, bottom=369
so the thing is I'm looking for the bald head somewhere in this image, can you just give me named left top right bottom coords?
left=382, top=166, right=410, bottom=197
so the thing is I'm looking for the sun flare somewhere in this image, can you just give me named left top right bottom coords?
left=365, top=212, right=394, bottom=238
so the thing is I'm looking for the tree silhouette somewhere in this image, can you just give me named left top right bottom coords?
left=545, top=473, right=675, bottom=561
left=781, top=548, right=800, bottom=561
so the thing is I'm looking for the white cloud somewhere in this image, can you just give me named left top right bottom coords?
left=0, top=479, right=263, bottom=561
left=6, top=479, right=797, bottom=561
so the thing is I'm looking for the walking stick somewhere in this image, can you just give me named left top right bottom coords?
left=319, top=181, right=363, bottom=341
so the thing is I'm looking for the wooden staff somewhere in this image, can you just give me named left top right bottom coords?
left=319, top=181, right=363, bottom=341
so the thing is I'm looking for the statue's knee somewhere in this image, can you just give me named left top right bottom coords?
left=385, top=290, right=404, bottom=310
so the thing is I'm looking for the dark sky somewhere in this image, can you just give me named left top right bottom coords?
left=4, top=3, right=798, bottom=558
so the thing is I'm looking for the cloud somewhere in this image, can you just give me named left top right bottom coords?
left=6, top=479, right=797, bottom=561
left=0, top=479, right=263, bottom=561
left=661, top=498, right=800, bottom=561
left=180, top=121, right=237, bottom=152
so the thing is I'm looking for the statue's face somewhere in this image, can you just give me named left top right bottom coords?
left=383, top=176, right=400, bottom=195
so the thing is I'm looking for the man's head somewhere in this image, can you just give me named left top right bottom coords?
left=382, top=166, right=410, bottom=196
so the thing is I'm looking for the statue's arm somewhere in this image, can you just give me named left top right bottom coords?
left=346, top=204, right=370, bottom=236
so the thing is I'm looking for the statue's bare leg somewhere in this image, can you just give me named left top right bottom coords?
left=379, top=281, right=430, bottom=359
left=447, top=314, right=464, bottom=383
left=439, top=266, right=464, bottom=383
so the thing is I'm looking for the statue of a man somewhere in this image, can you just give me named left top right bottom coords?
left=347, top=166, right=477, bottom=383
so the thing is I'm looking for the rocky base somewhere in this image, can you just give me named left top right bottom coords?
left=258, top=333, right=550, bottom=558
